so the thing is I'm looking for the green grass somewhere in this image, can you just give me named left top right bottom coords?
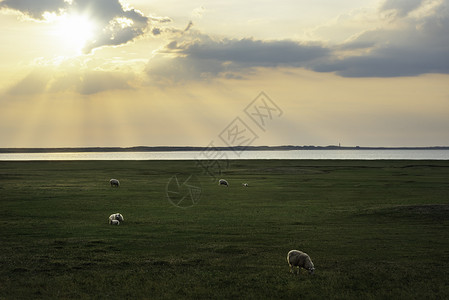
left=1, top=160, right=449, bottom=299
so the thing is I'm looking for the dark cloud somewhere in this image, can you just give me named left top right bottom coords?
left=184, top=21, right=194, bottom=32
left=152, top=28, right=161, bottom=35
left=182, top=38, right=329, bottom=67
left=165, top=41, right=179, bottom=50
left=149, top=17, right=172, bottom=36
left=313, top=48, right=448, bottom=77
left=149, top=16, right=172, bottom=23
left=312, top=0, right=449, bottom=77
left=380, top=0, right=425, bottom=18
left=148, top=37, right=330, bottom=82
left=0, top=0, right=67, bottom=19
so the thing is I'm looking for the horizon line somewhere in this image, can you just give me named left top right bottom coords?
left=1, top=145, right=449, bottom=153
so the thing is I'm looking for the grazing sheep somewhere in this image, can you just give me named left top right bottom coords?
left=109, top=213, right=124, bottom=223
left=242, top=183, right=248, bottom=187
left=110, top=219, right=120, bottom=225
left=110, top=179, right=120, bottom=187
left=218, top=179, right=229, bottom=187
left=287, top=250, right=315, bottom=275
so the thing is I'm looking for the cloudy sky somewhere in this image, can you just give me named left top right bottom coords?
left=0, top=0, right=448, bottom=148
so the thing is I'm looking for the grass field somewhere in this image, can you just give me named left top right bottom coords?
left=1, top=160, right=449, bottom=299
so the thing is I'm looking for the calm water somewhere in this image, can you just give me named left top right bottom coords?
left=0, top=150, right=448, bottom=161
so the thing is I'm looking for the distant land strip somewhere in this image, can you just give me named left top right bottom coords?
left=1, top=146, right=449, bottom=153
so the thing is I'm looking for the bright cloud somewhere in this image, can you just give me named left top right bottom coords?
left=0, top=0, right=163, bottom=53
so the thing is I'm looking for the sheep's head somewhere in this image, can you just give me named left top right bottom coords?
left=116, top=213, right=124, bottom=222
left=305, top=258, right=315, bottom=275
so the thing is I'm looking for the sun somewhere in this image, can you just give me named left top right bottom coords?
left=53, top=13, right=96, bottom=54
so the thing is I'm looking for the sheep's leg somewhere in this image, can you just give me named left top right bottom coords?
left=290, top=266, right=300, bottom=274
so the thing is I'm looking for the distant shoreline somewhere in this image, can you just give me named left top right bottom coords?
left=1, top=145, right=448, bottom=153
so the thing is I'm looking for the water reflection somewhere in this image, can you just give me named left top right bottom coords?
left=0, top=150, right=448, bottom=161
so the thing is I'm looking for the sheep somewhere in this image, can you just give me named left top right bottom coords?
left=109, top=213, right=124, bottom=223
left=287, top=250, right=315, bottom=275
left=218, top=179, right=229, bottom=187
left=110, top=178, right=120, bottom=187
left=110, top=219, right=120, bottom=225
left=242, top=183, right=248, bottom=187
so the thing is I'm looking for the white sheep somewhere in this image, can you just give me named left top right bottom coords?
left=218, top=179, right=229, bottom=187
left=110, top=219, right=120, bottom=225
left=287, top=250, right=315, bottom=275
left=242, top=183, right=248, bottom=187
left=109, top=213, right=124, bottom=223
left=110, top=179, right=120, bottom=187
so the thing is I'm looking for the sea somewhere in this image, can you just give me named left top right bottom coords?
left=0, top=149, right=448, bottom=161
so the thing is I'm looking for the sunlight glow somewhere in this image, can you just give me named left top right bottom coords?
left=54, top=13, right=96, bottom=54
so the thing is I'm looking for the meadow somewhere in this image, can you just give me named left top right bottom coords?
left=1, top=160, right=449, bottom=299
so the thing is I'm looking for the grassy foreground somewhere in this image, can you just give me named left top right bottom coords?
left=1, top=160, right=449, bottom=299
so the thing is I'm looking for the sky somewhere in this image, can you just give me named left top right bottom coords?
left=0, top=0, right=448, bottom=148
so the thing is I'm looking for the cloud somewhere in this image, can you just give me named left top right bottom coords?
left=152, top=28, right=161, bottom=35
left=0, top=0, right=67, bottom=19
left=312, top=0, right=449, bottom=77
left=149, top=16, right=172, bottom=23
left=182, top=38, right=329, bottom=66
left=184, top=21, right=194, bottom=32
left=380, top=0, right=426, bottom=18
left=148, top=0, right=448, bottom=81
left=0, top=0, right=162, bottom=53
left=191, top=6, right=205, bottom=19
left=147, top=36, right=330, bottom=82
left=5, top=0, right=448, bottom=80
left=70, top=0, right=151, bottom=53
